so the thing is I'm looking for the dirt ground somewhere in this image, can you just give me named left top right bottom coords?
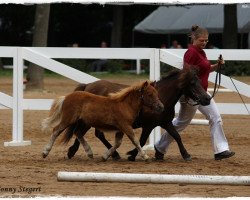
left=0, top=75, right=250, bottom=198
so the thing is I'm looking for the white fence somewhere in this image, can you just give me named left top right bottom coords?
left=0, top=47, right=160, bottom=146
left=0, top=47, right=249, bottom=147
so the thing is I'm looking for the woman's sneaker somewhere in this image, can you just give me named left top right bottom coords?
left=214, top=150, right=235, bottom=160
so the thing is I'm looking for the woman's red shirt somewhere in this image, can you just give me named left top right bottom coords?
left=183, top=45, right=211, bottom=91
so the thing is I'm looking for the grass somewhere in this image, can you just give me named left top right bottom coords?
left=0, top=69, right=13, bottom=76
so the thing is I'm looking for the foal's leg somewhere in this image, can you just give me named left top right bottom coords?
left=68, top=129, right=121, bottom=160
left=42, top=124, right=67, bottom=158
left=127, top=126, right=153, bottom=161
left=95, top=129, right=121, bottom=160
left=67, top=121, right=85, bottom=159
left=123, top=127, right=149, bottom=161
left=76, top=136, right=93, bottom=158
left=102, top=131, right=124, bottom=161
left=75, top=126, right=93, bottom=158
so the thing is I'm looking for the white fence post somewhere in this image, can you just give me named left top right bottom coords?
left=4, top=48, right=31, bottom=146
left=143, top=49, right=161, bottom=150
left=143, top=49, right=155, bottom=150
left=153, top=49, right=161, bottom=145
left=136, top=59, right=141, bottom=74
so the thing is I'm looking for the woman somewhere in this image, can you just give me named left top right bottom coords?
left=154, top=25, right=235, bottom=160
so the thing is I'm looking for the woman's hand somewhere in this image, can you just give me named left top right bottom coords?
left=217, top=55, right=225, bottom=65
left=210, top=55, right=225, bottom=72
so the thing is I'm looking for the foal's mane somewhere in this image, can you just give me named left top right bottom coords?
left=109, top=81, right=150, bottom=101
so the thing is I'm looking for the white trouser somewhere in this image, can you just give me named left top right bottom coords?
left=155, top=93, right=230, bottom=155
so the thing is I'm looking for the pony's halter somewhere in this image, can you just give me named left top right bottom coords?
left=184, top=88, right=202, bottom=106
left=139, top=88, right=144, bottom=100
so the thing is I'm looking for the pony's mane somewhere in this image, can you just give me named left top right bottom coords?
left=109, top=81, right=150, bottom=101
left=160, top=68, right=197, bottom=89
left=160, top=69, right=180, bottom=81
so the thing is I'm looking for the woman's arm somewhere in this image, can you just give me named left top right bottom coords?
left=210, top=63, right=219, bottom=72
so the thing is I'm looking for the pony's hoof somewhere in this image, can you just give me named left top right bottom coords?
left=67, top=151, right=75, bottom=159
left=102, top=156, right=108, bottom=162
left=112, top=154, right=121, bottom=161
left=127, top=155, right=135, bottom=161
left=88, top=154, right=94, bottom=159
left=184, top=155, right=192, bottom=161
left=143, top=155, right=150, bottom=161
left=145, top=158, right=153, bottom=163
left=42, top=152, right=47, bottom=158
left=126, top=150, right=133, bottom=156
left=112, top=152, right=121, bottom=160
left=126, top=149, right=137, bottom=156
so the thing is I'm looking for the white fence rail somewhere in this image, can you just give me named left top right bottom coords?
left=0, top=47, right=249, bottom=147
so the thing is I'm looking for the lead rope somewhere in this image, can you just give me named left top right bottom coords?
left=211, top=54, right=222, bottom=98
left=216, top=55, right=250, bottom=115
left=229, top=76, right=250, bottom=115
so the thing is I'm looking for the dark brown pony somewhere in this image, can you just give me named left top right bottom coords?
left=42, top=81, right=164, bottom=161
left=66, top=68, right=211, bottom=161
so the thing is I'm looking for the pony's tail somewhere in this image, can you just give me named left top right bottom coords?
left=60, top=124, right=76, bottom=145
left=42, top=96, right=65, bottom=133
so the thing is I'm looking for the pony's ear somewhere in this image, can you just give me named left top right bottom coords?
left=142, top=81, right=149, bottom=89
left=150, top=81, right=156, bottom=88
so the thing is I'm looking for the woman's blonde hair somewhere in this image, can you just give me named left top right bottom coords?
left=188, top=25, right=209, bottom=42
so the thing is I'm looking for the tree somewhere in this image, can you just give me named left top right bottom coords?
left=110, top=5, right=123, bottom=47
left=26, top=4, right=50, bottom=90
left=0, top=58, right=3, bottom=70
left=223, top=4, right=238, bottom=49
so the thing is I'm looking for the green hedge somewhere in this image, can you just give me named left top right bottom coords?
left=141, top=59, right=250, bottom=76
left=221, top=61, right=250, bottom=76
left=55, top=59, right=125, bottom=74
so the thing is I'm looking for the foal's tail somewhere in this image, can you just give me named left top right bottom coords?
left=41, top=96, right=65, bottom=133
left=60, top=124, right=76, bottom=144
